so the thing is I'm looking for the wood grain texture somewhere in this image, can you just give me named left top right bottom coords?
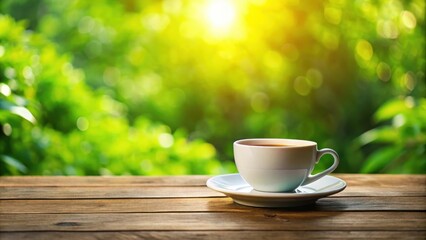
left=1, top=212, right=425, bottom=231
left=1, top=174, right=424, bottom=187
left=0, top=186, right=223, bottom=199
left=1, top=197, right=425, bottom=214
left=1, top=175, right=424, bottom=200
left=0, top=176, right=209, bottom=187
left=0, top=174, right=425, bottom=240
left=1, top=183, right=425, bottom=200
left=1, top=231, right=425, bottom=240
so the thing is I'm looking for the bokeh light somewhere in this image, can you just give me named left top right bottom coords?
left=205, top=0, right=237, bottom=30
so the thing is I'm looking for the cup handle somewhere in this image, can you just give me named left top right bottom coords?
left=302, top=148, right=339, bottom=185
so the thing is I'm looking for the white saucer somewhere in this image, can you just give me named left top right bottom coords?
left=206, top=174, right=346, bottom=208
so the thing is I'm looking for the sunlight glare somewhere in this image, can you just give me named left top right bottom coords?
left=205, top=0, right=237, bottom=30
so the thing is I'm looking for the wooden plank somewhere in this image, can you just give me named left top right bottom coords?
left=0, top=187, right=223, bottom=199
left=1, top=231, right=425, bottom=240
left=1, top=197, right=425, bottom=214
left=340, top=174, right=426, bottom=187
left=335, top=186, right=426, bottom=197
left=0, top=176, right=210, bottom=187
left=1, top=183, right=425, bottom=200
left=0, top=174, right=424, bottom=187
left=1, top=174, right=424, bottom=199
left=1, top=212, right=425, bottom=231
left=314, top=196, right=426, bottom=211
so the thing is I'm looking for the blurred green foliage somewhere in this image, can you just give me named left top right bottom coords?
left=0, top=0, right=425, bottom=175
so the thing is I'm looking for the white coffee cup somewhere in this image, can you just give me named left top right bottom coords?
left=234, top=138, right=339, bottom=192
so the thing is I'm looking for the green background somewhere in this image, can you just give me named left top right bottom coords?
left=0, top=0, right=425, bottom=176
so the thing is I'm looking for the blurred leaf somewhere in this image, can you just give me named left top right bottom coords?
left=1, top=154, right=28, bottom=173
left=361, top=146, right=403, bottom=173
left=0, top=100, right=36, bottom=123
left=374, top=99, right=408, bottom=123
left=358, top=126, right=399, bottom=145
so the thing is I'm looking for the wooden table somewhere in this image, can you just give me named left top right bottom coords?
left=0, top=174, right=425, bottom=239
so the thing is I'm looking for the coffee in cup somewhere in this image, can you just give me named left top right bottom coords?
left=234, top=138, right=339, bottom=192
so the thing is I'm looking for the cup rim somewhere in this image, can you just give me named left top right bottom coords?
left=234, top=138, right=317, bottom=148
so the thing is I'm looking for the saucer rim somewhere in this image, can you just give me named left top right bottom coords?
left=206, top=173, right=346, bottom=199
